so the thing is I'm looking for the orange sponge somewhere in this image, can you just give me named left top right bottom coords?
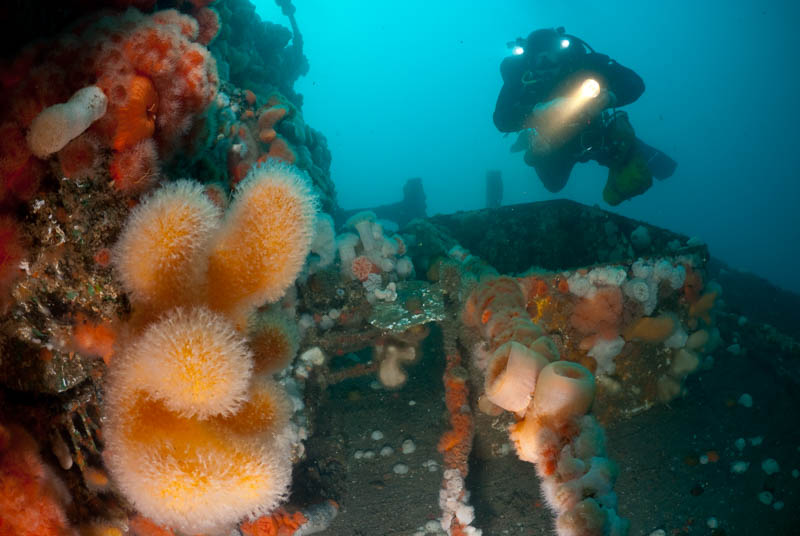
left=623, top=314, right=676, bottom=343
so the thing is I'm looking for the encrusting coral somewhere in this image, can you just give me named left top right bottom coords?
left=103, top=159, right=317, bottom=534
left=0, top=216, right=26, bottom=313
left=0, top=7, right=218, bottom=201
left=0, top=422, right=75, bottom=536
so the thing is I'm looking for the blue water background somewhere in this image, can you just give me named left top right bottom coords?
left=255, top=0, right=800, bottom=294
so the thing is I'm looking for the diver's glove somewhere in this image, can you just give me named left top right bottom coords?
left=576, top=89, right=616, bottom=123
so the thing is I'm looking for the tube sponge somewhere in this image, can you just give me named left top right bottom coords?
left=113, top=180, right=221, bottom=314
left=485, top=341, right=549, bottom=413
left=489, top=317, right=544, bottom=352
left=27, top=86, right=108, bottom=158
left=206, top=161, right=317, bottom=321
left=532, top=361, right=596, bottom=423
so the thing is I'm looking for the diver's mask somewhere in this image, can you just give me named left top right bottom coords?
left=520, top=50, right=561, bottom=87
left=516, top=27, right=590, bottom=64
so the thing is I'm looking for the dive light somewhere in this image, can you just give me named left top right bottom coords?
left=580, top=78, right=601, bottom=99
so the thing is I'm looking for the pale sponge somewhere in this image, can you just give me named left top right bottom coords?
left=485, top=341, right=549, bottom=413
left=206, top=161, right=317, bottom=319
left=103, top=307, right=291, bottom=534
left=113, top=180, right=221, bottom=313
left=532, top=361, right=596, bottom=423
left=27, top=85, right=108, bottom=158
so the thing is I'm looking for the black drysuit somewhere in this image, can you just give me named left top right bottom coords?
left=494, top=50, right=659, bottom=194
left=494, top=51, right=645, bottom=133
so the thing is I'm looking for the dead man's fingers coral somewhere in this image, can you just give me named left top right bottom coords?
left=118, top=307, right=254, bottom=418
left=103, top=307, right=291, bottom=534
left=206, top=160, right=317, bottom=322
left=113, top=180, right=221, bottom=314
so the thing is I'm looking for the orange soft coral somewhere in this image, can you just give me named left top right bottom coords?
left=0, top=423, right=74, bottom=536
left=111, top=75, right=158, bottom=152
left=128, top=515, right=175, bottom=536
left=258, top=105, right=288, bottom=143
left=70, top=313, right=116, bottom=364
left=240, top=508, right=307, bottom=536
left=266, top=136, right=297, bottom=165
left=570, top=286, right=623, bottom=340
left=0, top=216, right=25, bottom=312
left=438, top=361, right=476, bottom=536
left=439, top=364, right=473, bottom=476
left=681, top=263, right=703, bottom=303
left=109, top=138, right=160, bottom=193
left=689, top=291, right=717, bottom=324
left=194, top=7, right=221, bottom=46
left=623, top=314, right=676, bottom=343
left=1, top=8, right=218, bottom=197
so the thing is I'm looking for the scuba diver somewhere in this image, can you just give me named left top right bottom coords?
left=494, top=27, right=676, bottom=205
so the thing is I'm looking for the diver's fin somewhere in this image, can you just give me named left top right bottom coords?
left=635, top=138, right=677, bottom=180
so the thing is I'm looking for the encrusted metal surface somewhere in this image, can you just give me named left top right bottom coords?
left=368, top=281, right=445, bottom=332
